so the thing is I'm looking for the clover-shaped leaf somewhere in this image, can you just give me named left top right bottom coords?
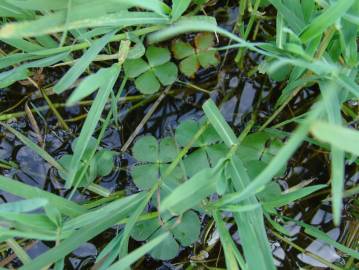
left=175, top=120, right=285, bottom=178
left=131, top=210, right=201, bottom=260
left=58, top=137, right=114, bottom=187
left=172, top=33, right=220, bottom=77
left=124, top=46, right=178, bottom=94
left=131, top=135, right=185, bottom=190
left=175, top=119, right=226, bottom=177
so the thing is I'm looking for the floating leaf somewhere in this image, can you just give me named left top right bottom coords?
left=172, top=32, right=220, bottom=77
left=124, top=46, right=178, bottom=94
left=131, top=136, right=184, bottom=190
left=131, top=210, right=201, bottom=260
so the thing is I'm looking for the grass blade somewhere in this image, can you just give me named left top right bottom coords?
left=0, top=123, right=63, bottom=172
left=203, top=99, right=237, bottom=147
left=310, top=121, right=359, bottom=156
left=54, top=30, right=116, bottom=93
left=19, top=195, right=144, bottom=270
left=171, top=0, right=191, bottom=21
left=106, top=233, right=170, bottom=270
left=300, top=0, right=355, bottom=43
left=66, top=64, right=120, bottom=188
left=0, top=175, right=86, bottom=217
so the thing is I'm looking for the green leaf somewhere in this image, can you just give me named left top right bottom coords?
left=310, top=121, right=359, bottom=156
left=1, top=123, right=63, bottom=172
left=171, top=0, right=191, bottom=21
left=123, top=58, right=150, bottom=78
left=66, top=64, right=120, bottom=188
left=0, top=176, right=86, bottom=217
left=179, top=55, right=199, bottom=77
left=268, top=0, right=305, bottom=33
left=161, top=160, right=225, bottom=214
left=197, top=50, right=219, bottom=68
left=320, top=80, right=345, bottom=226
left=135, top=70, right=161, bottom=94
left=54, top=30, right=116, bottom=94
left=0, top=67, right=29, bottom=88
left=66, top=67, right=109, bottom=106
left=300, top=0, right=355, bottom=43
left=0, top=11, right=169, bottom=39
left=172, top=39, right=195, bottom=59
left=146, top=46, right=171, bottom=67
left=149, top=229, right=179, bottom=260
left=95, top=150, right=115, bottom=176
left=19, top=194, right=144, bottom=270
left=106, top=233, right=170, bottom=270
left=171, top=210, right=200, bottom=246
left=159, top=137, right=179, bottom=162
left=194, top=32, right=215, bottom=50
left=132, top=164, right=159, bottom=190
left=131, top=218, right=159, bottom=241
left=63, top=193, right=143, bottom=231
left=132, top=135, right=158, bottom=162
left=175, top=119, right=221, bottom=147
left=213, top=210, right=243, bottom=270
left=202, top=99, right=237, bottom=147
left=153, top=62, right=178, bottom=85
left=0, top=199, right=48, bottom=213
left=263, top=185, right=327, bottom=209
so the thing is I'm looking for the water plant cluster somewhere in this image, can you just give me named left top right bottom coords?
left=0, top=0, right=358, bottom=269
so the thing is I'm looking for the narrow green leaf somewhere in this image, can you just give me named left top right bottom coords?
left=0, top=11, right=169, bottom=39
left=54, top=30, right=116, bottom=94
left=203, top=99, right=237, bottom=147
left=19, top=195, right=143, bottom=270
left=263, top=185, right=327, bottom=209
left=213, top=211, right=245, bottom=270
left=0, top=199, right=48, bottom=213
left=106, top=233, right=170, bottom=270
left=161, top=160, right=225, bottom=215
left=1, top=123, right=63, bottom=172
left=300, top=0, right=355, bottom=43
left=310, top=121, right=359, bottom=156
left=0, top=175, right=86, bottom=217
left=66, top=64, right=120, bottom=188
left=171, top=0, right=191, bottom=21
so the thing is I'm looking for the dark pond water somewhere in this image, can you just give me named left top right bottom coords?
left=0, top=1, right=358, bottom=269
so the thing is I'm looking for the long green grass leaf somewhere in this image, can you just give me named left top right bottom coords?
left=0, top=175, right=86, bottom=217
left=66, top=64, right=120, bottom=188
left=19, top=194, right=143, bottom=270
left=310, top=121, right=359, bottom=156
left=300, top=0, right=355, bottom=43
left=54, top=31, right=116, bottom=93
left=106, top=233, right=170, bottom=270
left=203, top=99, right=237, bottom=147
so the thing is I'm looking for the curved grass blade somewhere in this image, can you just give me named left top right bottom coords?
left=300, top=0, right=355, bottom=43
left=203, top=99, right=237, bottom=147
left=0, top=123, right=63, bottom=172
left=320, top=81, right=345, bottom=225
left=310, top=121, right=359, bottom=156
left=54, top=30, right=116, bottom=94
left=106, top=233, right=170, bottom=270
left=171, top=0, right=191, bottom=21
left=18, top=194, right=144, bottom=270
left=66, top=64, right=120, bottom=188
left=0, top=175, right=86, bottom=217
left=0, top=11, right=168, bottom=39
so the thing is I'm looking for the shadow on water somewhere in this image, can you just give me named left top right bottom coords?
left=0, top=1, right=357, bottom=269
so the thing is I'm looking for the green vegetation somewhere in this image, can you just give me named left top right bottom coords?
left=0, top=0, right=358, bottom=269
